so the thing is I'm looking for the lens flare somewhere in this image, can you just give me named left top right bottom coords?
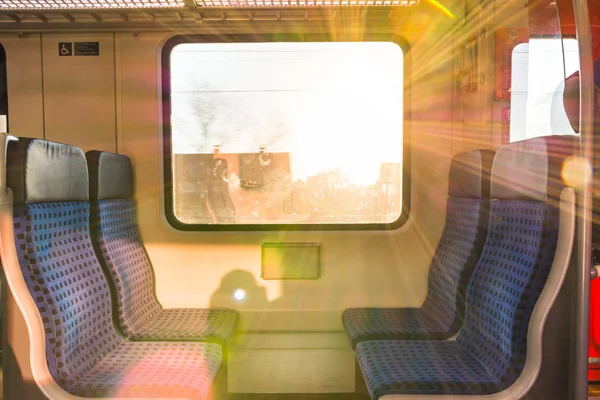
left=425, top=0, right=455, bottom=20
left=233, top=288, right=246, bottom=301
left=562, top=156, right=592, bottom=189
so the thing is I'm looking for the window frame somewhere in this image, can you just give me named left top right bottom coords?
left=161, top=33, right=411, bottom=231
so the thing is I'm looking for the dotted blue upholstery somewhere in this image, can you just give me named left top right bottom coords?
left=343, top=197, right=488, bottom=348
left=13, top=202, right=223, bottom=399
left=70, top=341, right=222, bottom=399
left=355, top=200, right=560, bottom=398
left=342, top=309, right=450, bottom=349
left=356, top=341, right=500, bottom=397
left=93, top=199, right=161, bottom=335
left=456, top=201, right=559, bottom=386
left=14, top=202, right=122, bottom=387
left=422, top=199, right=488, bottom=332
left=92, top=199, right=238, bottom=345
left=129, top=308, right=239, bottom=343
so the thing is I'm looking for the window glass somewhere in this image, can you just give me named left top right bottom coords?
left=510, top=38, right=580, bottom=142
left=168, top=41, right=405, bottom=226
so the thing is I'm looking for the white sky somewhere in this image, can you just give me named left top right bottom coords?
left=170, top=42, right=404, bottom=185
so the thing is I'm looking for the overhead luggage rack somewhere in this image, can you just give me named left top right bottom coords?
left=0, top=0, right=418, bottom=8
left=0, top=0, right=432, bottom=28
left=0, top=6, right=434, bottom=29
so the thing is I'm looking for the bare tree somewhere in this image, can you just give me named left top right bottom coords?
left=174, top=86, right=289, bottom=154
left=180, top=84, right=234, bottom=153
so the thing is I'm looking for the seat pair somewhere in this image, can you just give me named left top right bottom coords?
left=345, top=136, right=576, bottom=398
left=8, top=138, right=236, bottom=399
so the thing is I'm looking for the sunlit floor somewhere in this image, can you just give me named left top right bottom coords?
left=2, top=368, right=600, bottom=399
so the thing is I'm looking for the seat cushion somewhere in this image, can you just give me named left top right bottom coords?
left=342, top=308, right=449, bottom=349
left=356, top=341, right=501, bottom=399
left=13, top=202, right=123, bottom=386
left=92, top=198, right=163, bottom=337
left=130, top=308, right=239, bottom=345
left=456, top=200, right=560, bottom=385
left=420, top=197, right=489, bottom=332
left=70, top=341, right=222, bottom=399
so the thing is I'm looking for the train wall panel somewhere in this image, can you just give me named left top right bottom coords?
left=41, top=33, right=116, bottom=153
left=0, top=34, right=44, bottom=139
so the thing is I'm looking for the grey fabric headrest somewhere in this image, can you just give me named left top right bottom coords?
left=491, top=136, right=576, bottom=202
left=448, top=149, right=495, bottom=199
left=7, top=138, right=89, bottom=205
left=86, top=151, right=134, bottom=201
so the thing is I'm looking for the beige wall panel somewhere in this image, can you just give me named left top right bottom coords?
left=228, top=333, right=354, bottom=392
left=0, top=34, right=44, bottom=138
left=228, top=349, right=355, bottom=393
left=230, top=332, right=349, bottom=349
left=116, top=29, right=454, bottom=330
left=41, top=33, right=116, bottom=152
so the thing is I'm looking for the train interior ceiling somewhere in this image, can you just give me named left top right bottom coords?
left=0, top=0, right=599, bottom=399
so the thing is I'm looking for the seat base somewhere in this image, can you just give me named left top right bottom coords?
left=342, top=308, right=454, bottom=350
left=69, top=341, right=223, bottom=399
left=355, top=340, right=502, bottom=399
left=130, top=308, right=239, bottom=346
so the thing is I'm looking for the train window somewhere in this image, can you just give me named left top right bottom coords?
left=163, top=38, right=407, bottom=230
left=509, top=38, right=580, bottom=142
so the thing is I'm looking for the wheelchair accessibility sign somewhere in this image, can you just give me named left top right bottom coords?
left=59, top=42, right=72, bottom=56
left=58, top=42, right=100, bottom=57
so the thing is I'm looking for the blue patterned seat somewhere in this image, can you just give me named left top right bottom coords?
left=355, top=136, right=575, bottom=398
left=86, top=151, right=238, bottom=345
left=357, top=341, right=498, bottom=396
left=70, top=341, right=221, bottom=398
left=9, top=138, right=223, bottom=399
left=343, top=150, right=494, bottom=348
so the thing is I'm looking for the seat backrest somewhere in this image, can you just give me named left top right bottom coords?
left=7, top=138, right=122, bottom=388
left=86, top=150, right=162, bottom=337
left=456, top=136, right=575, bottom=388
left=420, top=149, right=494, bottom=333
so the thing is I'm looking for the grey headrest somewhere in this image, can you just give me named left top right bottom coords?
left=491, top=136, right=576, bottom=202
left=7, top=138, right=89, bottom=205
left=448, top=149, right=495, bottom=199
left=86, top=151, right=133, bottom=201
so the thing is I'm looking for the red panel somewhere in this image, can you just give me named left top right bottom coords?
left=557, top=0, right=600, bottom=59
left=592, top=90, right=600, bottom=380
left=591, top=277, right=600, bottom=382
left=528, top=0, right=600, bottom=59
